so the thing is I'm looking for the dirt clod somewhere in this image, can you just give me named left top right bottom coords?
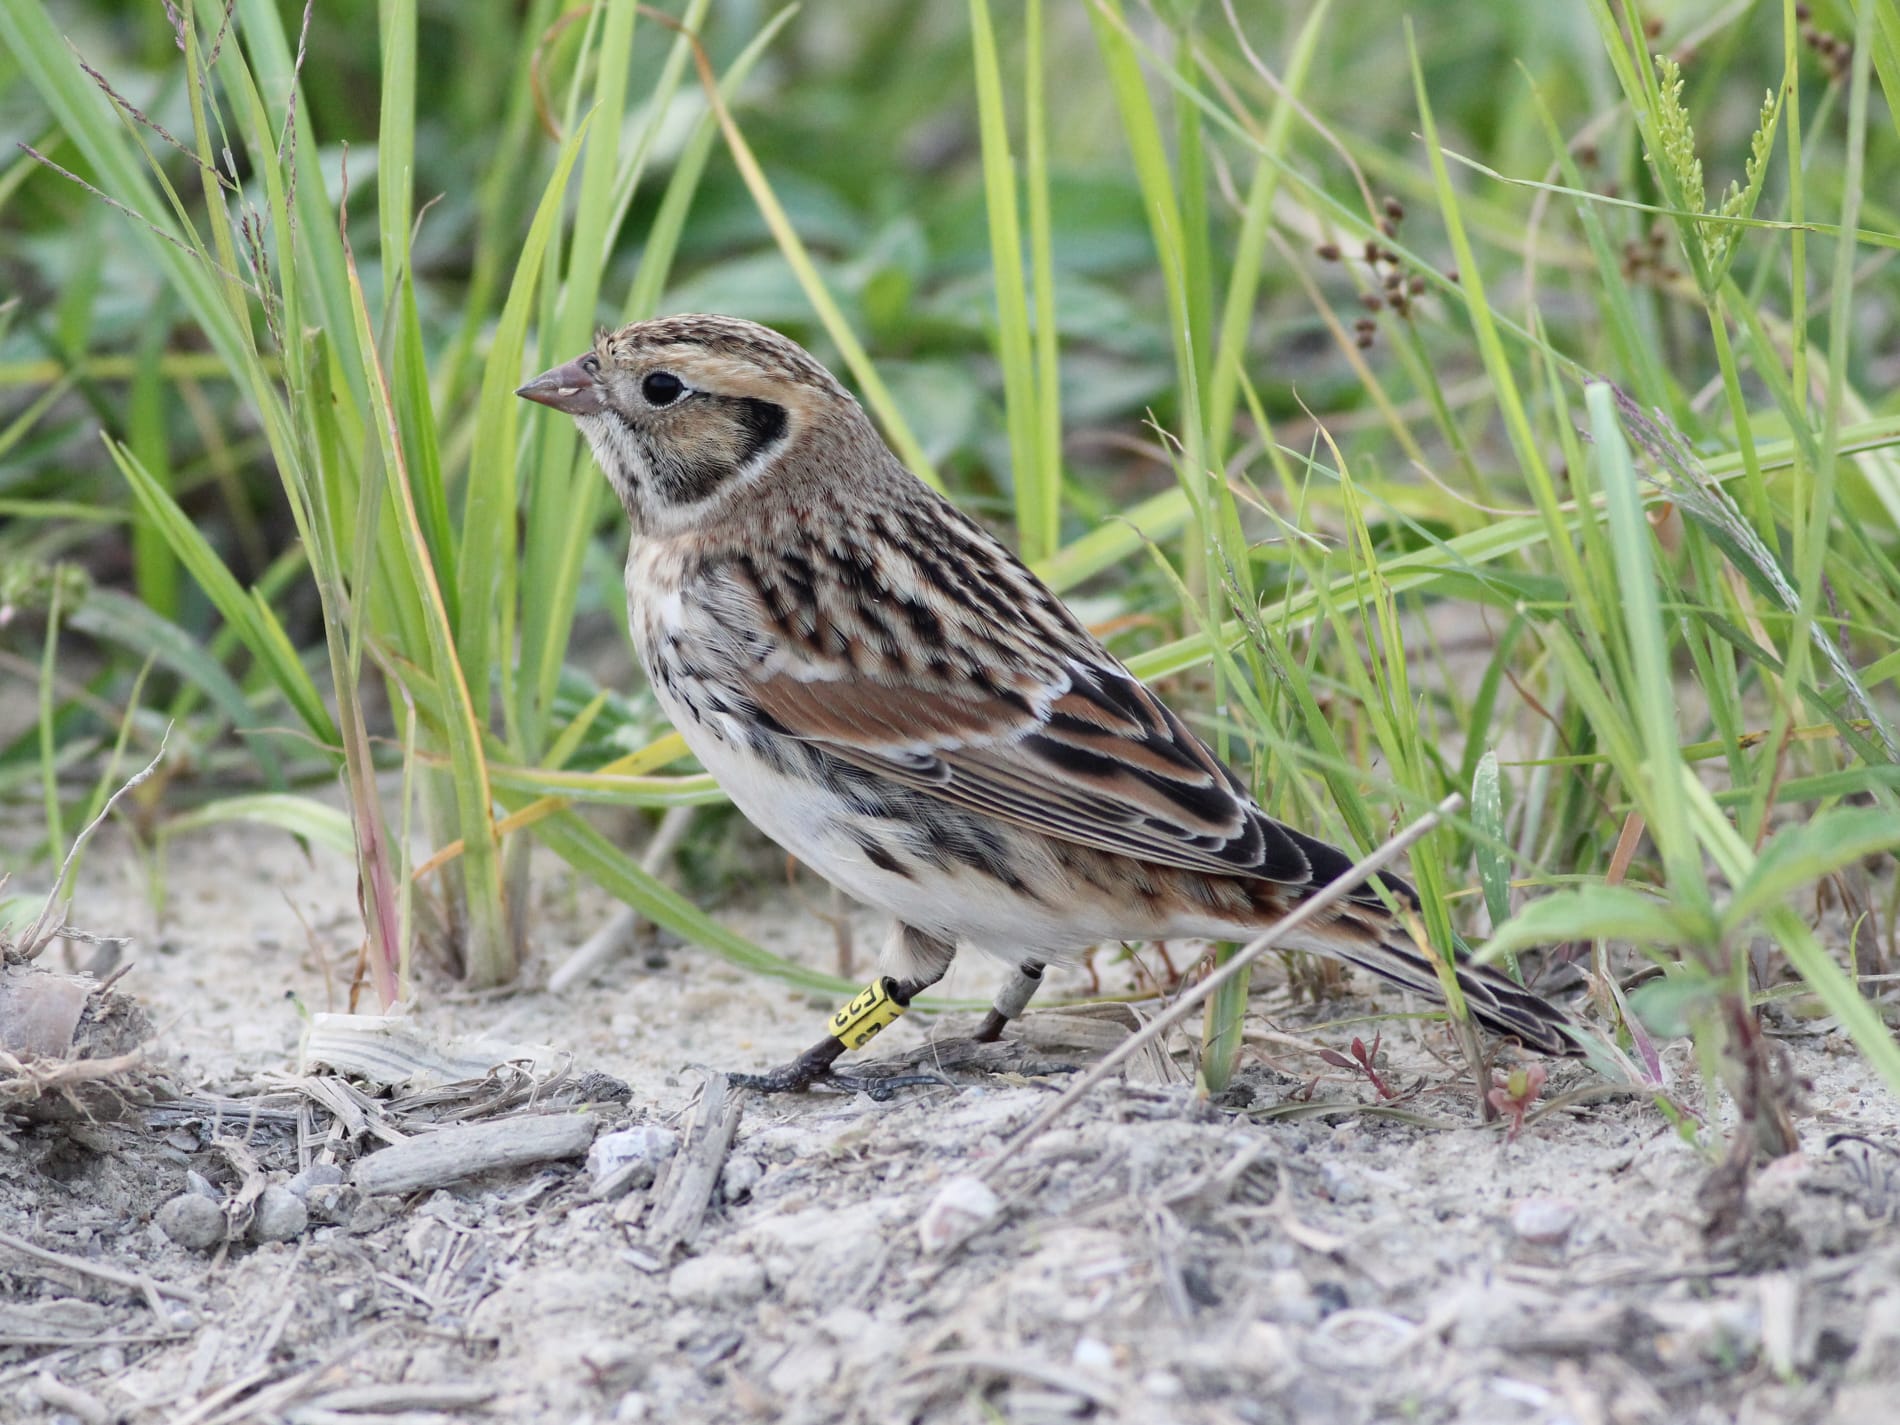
left=249, top=1184, right=307, bottom=1242
left=667, top=1251, right=767, bottom=1307
left=154, top=1191, right=224, bottom=1250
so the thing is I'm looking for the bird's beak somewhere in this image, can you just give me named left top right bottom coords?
left=516, top=356, right=604, bottom=416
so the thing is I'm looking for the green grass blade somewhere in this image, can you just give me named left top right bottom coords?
left=458, top=121, right=591, bottom=743
left=341, top=189, right=514, bottom=988
left=1586, top=384, right=1703, bottom=917
left=969, top=0, right=1049, bottom=560
left=522, top=804, right=856, bottom=996
left=104, top=438, right=335, bottom=748
left=159, top=794, right=357, bottom=858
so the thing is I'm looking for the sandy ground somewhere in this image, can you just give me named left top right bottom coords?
left=3, top=811, right=1898, bottom=1425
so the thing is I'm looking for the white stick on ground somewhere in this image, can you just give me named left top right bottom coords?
left=548, top=804, right=698, bottom=993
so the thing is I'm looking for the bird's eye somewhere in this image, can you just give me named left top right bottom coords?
left=642, top=370, right=685, bottom=407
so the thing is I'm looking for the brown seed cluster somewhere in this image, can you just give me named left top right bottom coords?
left=1796, top=5, right=1853, bottom=82
left=1575, top=136, right=1622, bottom=201
left=1315, top=196, right=1445, bottom=350
left=1620, top=220, right=1681, bottom=284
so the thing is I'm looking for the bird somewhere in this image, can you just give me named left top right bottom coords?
left=518, top=314, right=1580, bottom=1093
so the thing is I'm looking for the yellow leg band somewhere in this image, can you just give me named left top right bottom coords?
left=828, top=977, right=906, bottom=1051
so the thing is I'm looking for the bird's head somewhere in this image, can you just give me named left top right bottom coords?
left=517, top=314, right=886, bottom=536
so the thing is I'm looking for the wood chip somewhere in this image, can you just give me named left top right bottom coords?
left=302, top=1014, right=566, bottom=1091
left=640, top=1072, right=739, bottom=1261
left=301, top=1381, right=496, bottom=1411
left=903, top=1351, right=1118, bottom=1408
left=351, top=1114, right=598, bottom=1196
left=30, top=1371, right=109, bottom=1425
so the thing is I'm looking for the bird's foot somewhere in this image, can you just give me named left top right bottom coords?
left=727, top=1035, right=846, bottom=1095
left=972, top=1008, right=1010, bottom=1043
left=729, top=976, right=949, bottom=1099
left=728, top=1038, right=945, bottom=1100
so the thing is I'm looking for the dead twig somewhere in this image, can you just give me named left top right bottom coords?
left=636, top=1071, right=739, bottom=1262
left=0, top=1226, right=204, bottom=1306
left=350, top=1113, right=597, bottom=1197
left=902, top=1351, right=1119, bottom=1410
left=13, top=733, right=168, bottom=962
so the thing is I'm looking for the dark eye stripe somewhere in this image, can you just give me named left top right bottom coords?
left=732, top=396, right=787, bottom=467
left=638, top=394, right=791, bottom=506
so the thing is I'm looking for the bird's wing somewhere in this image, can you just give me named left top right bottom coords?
left=673, top=483, right=1431, bottom=900
left=742, top=653, right=1318, bottom=882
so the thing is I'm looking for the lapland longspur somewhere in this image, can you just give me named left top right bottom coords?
left=520, top=315, right=1578, bottom=1092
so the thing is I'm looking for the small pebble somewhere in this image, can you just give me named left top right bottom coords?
left=1263, top=1268, right=1321, bottom=1325
left=184, top=1170, right=220, bottom=1201
left=156, top=1193, right=226, bottom=1251
left=667, top=1253, right=767, bottom=1307
left=346, top=1196, right=400, bottom=1236
left=815, top=1307, right=873, bottom=1344
left=1319, top=1161, right=1367, bottom=1205
left=589, top=1125, right=680, bottom=1196
left=304, top=1183, right=360, bottom=1226
left=766, top=1342, right=837, bottom=1394
left=1241, top=1321, right=1297, bottom=1385
left=286, top=1163, right=345, bottom=1199
left=1071, top=1336, right=1116, bottom=1374
left=574, top=1070, right=632, bottom=1103
left=251, top=1185, right=309, bottom=1243
left=720, top=1154, right=764, bottom=1202
left=1141, top=1370, right=1184, bottom=1398
left=916, top=1174, right=1001, bottom=1255
left=1510, top=1197, right=1578, bottom=1246
left=402, top=1216, right=451, bottom=1268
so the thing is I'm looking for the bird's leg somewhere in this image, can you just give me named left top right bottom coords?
left=973, top=959, right=1046, bottom=1042
left=731, top=926, right=955, bottom=1097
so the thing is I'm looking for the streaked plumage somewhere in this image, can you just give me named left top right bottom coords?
left=519, top=314, right=1578, bottom=1089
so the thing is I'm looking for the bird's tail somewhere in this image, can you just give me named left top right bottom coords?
left=1297, top=902, right=1583, bottom=1057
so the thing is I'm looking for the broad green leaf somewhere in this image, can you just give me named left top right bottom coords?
left=1627, top=975, right=1717, bottom=1039
left=1727, top=806, right=1900, bottom=927
left=524, top=803, right=855, bottom=996
left=160, top=795, right=356, bottom=858
left=1478, top=886, right=1699, bottom=965
left=1471, top=752, right=1512, bottom=938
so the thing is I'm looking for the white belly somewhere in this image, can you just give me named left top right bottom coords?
left=655, top=680, right=1099, bottom=954
left=624, top=544, right=1226, bottom=962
